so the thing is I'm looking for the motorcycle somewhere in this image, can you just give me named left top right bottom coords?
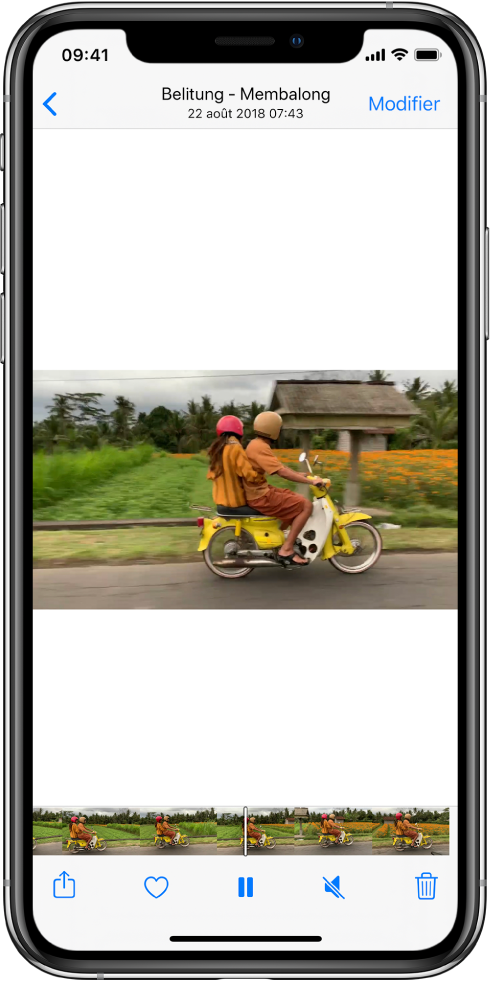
left=319, top=826, right=354, bottom=849
left=67, top=831, right=107, bottom=854
left=197, top=452, right=382, bottom=579
left=240, top=829, right=277, bottom=850
left=32, top=838, right=37, bottom=850
left=154, top=830, right=190, bottom=849
left=393, top=825, right=433, bottom=853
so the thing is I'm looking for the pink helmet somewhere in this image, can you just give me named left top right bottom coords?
left=71, top=817, right=78, bottom=823
left=396, top=813, right=403, bottom=820
left=156, top=816, right=163, bottom=822
left=322, top=814, right=328, bottom=820
left=217, top=415, right=244, bottom=438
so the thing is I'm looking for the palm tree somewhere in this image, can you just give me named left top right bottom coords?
left=185, top=396, right=217, bottom=451
left=167, top=411, right=189, bottom=453
left=110, top=396, right=136, bottom=445
left=436, top=380, right=458, bottom=409
left=242, top=400, right=266, bottom=442
left=369, top=370, right=390, bottom=383
left=411, top=404, right=458, bottom=448
left=404, top=376, right=431, bottom=402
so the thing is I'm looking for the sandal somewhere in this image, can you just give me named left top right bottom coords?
left=277, top=552, right=309, bottom=568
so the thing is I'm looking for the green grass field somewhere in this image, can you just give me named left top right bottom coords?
left=32, top=823, right=62, bottom=843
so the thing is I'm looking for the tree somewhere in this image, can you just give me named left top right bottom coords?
left=110, top=396, right=136, bottom=445
left=404, top=377, right=431, bottom=402
left=369, top=370, right=390, bottom=383
left=167, top=411, right=189, bottom=453
left=411, top=404, right=458, bottom=449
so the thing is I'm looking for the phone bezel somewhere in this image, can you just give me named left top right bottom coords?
left=4, top=3, right=485, bottom=978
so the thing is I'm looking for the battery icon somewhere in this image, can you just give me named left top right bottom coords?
left=415, top=48, right=441, bottom=61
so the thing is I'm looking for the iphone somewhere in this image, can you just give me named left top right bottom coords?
left=3, top=3, right=486, bottom=979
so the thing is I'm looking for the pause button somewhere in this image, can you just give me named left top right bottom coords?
left=238, top=877, right=254, bottom=898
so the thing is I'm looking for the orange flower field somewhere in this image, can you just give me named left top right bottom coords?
left=272, top=449, right=458, bottom=510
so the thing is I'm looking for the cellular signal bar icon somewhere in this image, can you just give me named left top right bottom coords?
left=366, top=49, right=385, bottom=62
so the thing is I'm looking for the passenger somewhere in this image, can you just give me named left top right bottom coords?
left=69, top=816, right=79, bottom=843
left=207, top=416, right=264, bottom=508
left=247, top=817, right=263, bottom=848
left=245, top=412, right=324, bottom=567
left=320, top=814, right=331, bottom=836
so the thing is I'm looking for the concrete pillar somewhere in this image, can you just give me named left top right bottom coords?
left=299, top=432, right=312, bottom=499
left=345, top=431, right=362, bottom=507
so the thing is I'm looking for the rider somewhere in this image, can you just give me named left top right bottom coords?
left=207, top=416, right=264, bottom=507
left=326, top=814, right=343, bottom=843
left=76, top=817, right=94, bottom=851
left=244, top=411, right=324, bottom=567
left=247, top=817, right=263, bottom=848
left=402, top=813, right=419, bottom=847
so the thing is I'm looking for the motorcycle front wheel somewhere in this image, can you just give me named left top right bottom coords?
left=265, top=838, right=276, bottom=850
left=181, top=836, right=190, bottom=848
left=96, top=840, right=107, bottom=852
left=422, top=839, right=434, bottom=850
left=330, top=522, right=382, bottom=574
left=345, top=836, right=354, bottom=846
left=204, top=528, right=256, bottom=579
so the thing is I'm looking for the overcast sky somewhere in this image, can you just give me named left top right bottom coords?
left=32, top=369, right=458, bottom=422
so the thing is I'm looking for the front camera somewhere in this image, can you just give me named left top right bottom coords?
left=289, top=34, right=304, bottom=49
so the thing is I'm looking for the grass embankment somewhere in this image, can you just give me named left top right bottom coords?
left=33, top=450, right=458, bottom=565
left=61, top=822, right=141, bottom=850
left=33, top=525, right=457, bottom=566
left=140, top=822, right=217, bottom=845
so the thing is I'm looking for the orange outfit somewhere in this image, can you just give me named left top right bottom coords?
left=402, top=820, right=418, bottom=843
left=245, top=438, right=308, bottom=523
left=208, top=438, right=263, bottom=507
left=247, top=823, right=262, bottom=843
left=76, top=823, right=92, bottom=844
left=69, top=823, right=78, bottom=839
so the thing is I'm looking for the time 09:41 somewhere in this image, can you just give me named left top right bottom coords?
left=62, top=48, right=108, bottom=61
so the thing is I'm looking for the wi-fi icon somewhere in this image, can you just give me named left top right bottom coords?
left=392, top=48, right=409, bottom=61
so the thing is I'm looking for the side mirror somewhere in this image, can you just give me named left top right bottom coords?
left=299, top=452, right=307, bottom=463
left=314, top=455, right=320, bottom=465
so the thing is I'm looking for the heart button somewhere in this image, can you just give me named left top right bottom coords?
left=144, top=876, right=169, bottom=899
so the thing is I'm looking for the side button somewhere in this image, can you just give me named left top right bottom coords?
left=0, top=204, right=4, bottom=275
left=0, top=133, right=4, bottom=171
left=0, top=293, right=4, bottom=364
left=486, top=228, right=490, bottom=341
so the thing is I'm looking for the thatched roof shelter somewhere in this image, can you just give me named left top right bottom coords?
left=270, top=380, right=416, bottom=431
left=269, top=379, right=417, bottom=507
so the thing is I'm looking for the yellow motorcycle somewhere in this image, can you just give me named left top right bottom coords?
left=154, top=830, right=190, bottom=849
left=32, top=837, right=37, bottom=850
left=240, top=829, right=277, bottom=850
left=319, top=826, right=354, bottom=849
left=67, top=831, right=107, bottom=854
left=393, top=825, right=433, bottom=853
left=197, top=452, right=382, bottom=579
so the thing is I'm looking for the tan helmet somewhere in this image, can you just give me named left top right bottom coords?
left=254, top=411, right=283, bottom=440
left=79, top=817, right=86, bottom=822
left=329, top=814, right=336, bottom=820
left=164, top=816, right=171, bottom=821
left=405, top=814, right=412, bottom=820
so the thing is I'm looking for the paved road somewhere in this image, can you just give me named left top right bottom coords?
left=34, top=554, right=457, bottom=610
left=219, top=845, right=296, bottom=856
left=295, top=842, right=372, bottom=856
left=138, top=844, right=217, bottom=856
left=34, top=843, right=62, bottom=855
left=62, top=845, right=142, bottom=857
left=373, top=844, right=450, bottom=856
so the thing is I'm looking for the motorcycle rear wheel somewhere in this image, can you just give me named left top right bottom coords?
left=157, top=840, right=166, bottom=850
left=204, top=528, right=256, bottom=579
left=330, top=522, right=382, bottom=574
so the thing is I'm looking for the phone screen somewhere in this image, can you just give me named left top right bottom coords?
left=27, top=16, right=460, bottom=967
